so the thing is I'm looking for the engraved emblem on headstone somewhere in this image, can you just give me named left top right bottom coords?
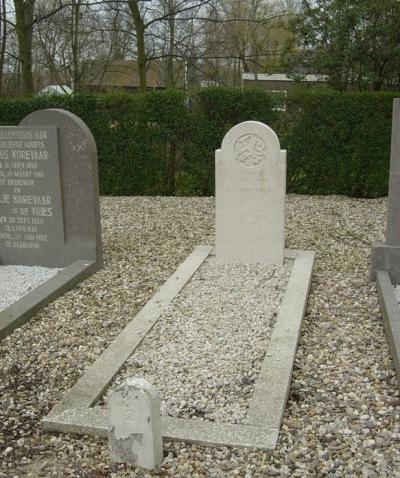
left=234, top=133, right=267, bottom=167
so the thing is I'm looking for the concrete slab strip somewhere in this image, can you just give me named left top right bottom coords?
left=376, top=271, right=400, bottom=385
left=44, top=246, right=315, bottom=450
left=0, top=260, right=97, bottom=340
left=45, top=405, right=279, bottom=449
left=50, top=245, right=214, bottom=409
left=245, top=250, right=315, bottom=430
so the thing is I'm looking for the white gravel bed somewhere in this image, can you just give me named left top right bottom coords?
left=99, top=256, right=293, bottom=424
left=1, top=195, right=400, bottom=478
left=0, top=265, right=61, bottom=311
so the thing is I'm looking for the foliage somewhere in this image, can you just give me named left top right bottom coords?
left=184, top=87, right=282, bottom=195
left=0, top=88, right=397, bottom=198
left=93, top=88, right=281, bottom=196
left=0, top=93, right=99, bottom=126
left=282, top=89, right=396, bottom=197
left=284, top=0, right=400, bottom=91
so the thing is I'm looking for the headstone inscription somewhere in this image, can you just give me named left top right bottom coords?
left=0, top=109, right=102, bottom=269
left=109, top=378, right=163, bottom=469
left=370, top=99, right=400, bottom=283
left=215, top=121, right=286, bottom=265
left=0, top=126, right=64, bottom=264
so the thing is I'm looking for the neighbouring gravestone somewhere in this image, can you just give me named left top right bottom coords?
left=371, top=99, right=400, bottom=283
left=215, top=121, right=286, bottom=264
left=109, top=378, right=163, bottom=469
left=0, top=109, right=102, bottom=269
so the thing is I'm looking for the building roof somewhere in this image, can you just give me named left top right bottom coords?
left=242, top=73, right=327, bottom=82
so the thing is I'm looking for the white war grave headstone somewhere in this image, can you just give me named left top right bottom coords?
left=0, top=109, right=102, bottom=268
left=370, top=99, right=400, bottom=283
left=108, top=378, right=163, bottom=470
left=215, top=121, right=286, bottom=264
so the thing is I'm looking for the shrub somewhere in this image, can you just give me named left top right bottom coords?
left=0, top=88, right=396, bottom=197
left=283, top=89, right=396, bottom=197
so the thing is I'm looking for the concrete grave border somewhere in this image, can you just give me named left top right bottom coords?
left=375, top=271, right=400, bottom=386
left=0, top=260, right=97, bottom=340
left=44, top=246, right=315, bottom=450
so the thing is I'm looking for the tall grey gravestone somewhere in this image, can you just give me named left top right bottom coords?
left=370, top=99, right=400, bottom=283
left=0, top=109, right=102, bottom=269
left=216, top=121, right=286, bottom=265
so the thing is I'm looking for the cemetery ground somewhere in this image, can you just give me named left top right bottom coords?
left=1, top=194, right=400, bottom=478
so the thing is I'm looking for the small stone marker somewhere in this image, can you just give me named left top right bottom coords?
left=108, top=378, right=163, bottom=469
left=0, top=109, right=102, bottom=268
left=371, top=99, right=400, bottom=283
left=215, top=121, right=286, bottom=264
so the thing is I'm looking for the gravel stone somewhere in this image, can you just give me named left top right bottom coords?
left=0, top=266, right=62, bottom=310
left=99, top=256, right=292, bottom=424
left=1, top=195, right=400, bottom=478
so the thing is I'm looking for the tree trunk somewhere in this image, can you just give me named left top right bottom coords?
left=71, top=0, right=82, bottom=91
left=166, top=0, right=175, bottom=88
left=14, top=0, right=35, bottom=96
left=165, top=141, right=176, bottom=195
left=0, top=0, right=6, bottom=95
left=128, top=0, right=147, bottom=92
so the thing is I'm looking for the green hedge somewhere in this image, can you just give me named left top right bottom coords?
left=183, top=87, right=282, bottom=195
left=0, top=88, right=397, bottom=197
left=281, top=89, right=396, bottom=197
left=93, top=90, right=191, bottom=195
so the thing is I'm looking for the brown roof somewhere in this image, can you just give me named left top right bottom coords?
left=86, top=60, right=164, bottom=89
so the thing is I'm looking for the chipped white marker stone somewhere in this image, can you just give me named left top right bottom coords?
left=108, top=378, right=163, bottom=469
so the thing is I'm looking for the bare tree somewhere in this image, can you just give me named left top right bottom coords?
left=125, top=0, right=216, bottom=91
left=8, top=0, right=107, bottom=95
left=165, top=0, right=175, bottom=87
left=218, top=0, right=289, bottom=79
left=3, top=0, right=296, bottom=95
left=6, top=0, right=68, bottom=95
left=169, top=0, right=294, bottom=87
left=34, top=0, right=132, bottom=92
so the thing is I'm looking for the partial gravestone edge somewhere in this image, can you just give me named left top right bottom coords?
left=370, top=99, right=400, bottom=389
left=370, top=242, right=400, bottom=284
left=370, top=98, right=400, bottom=283
left=376, top=271, right=400, bottom=387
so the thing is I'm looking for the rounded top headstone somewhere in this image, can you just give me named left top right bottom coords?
left=221, top=121, right=281, bottom=167
left=215, top=120, right=286, bottom=265
left=12, top=108, right=103, bottom=268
